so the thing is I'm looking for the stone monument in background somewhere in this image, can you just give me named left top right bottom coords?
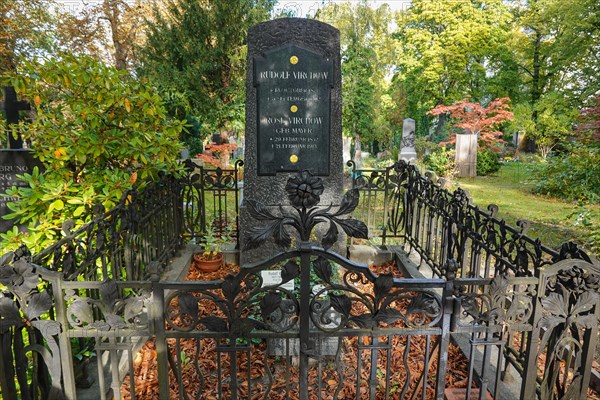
left=398, top=118, right=416, bottom=163
left=240, top=18, right=343, bottom=263
left=455, top=133, right=477, bottom=177
left=342, top=136, right=352, bottom=164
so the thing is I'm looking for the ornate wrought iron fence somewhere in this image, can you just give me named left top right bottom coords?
left=344, top=160, right=396, bottom=244
left=1, top=212, right=598, bottom=399
left=31, top=173, right=184, bottom=282
left=18, top=160, right=242, bottom=282
left=0, top=160, right=243, bottom=399
left=347, top=160, right=593, bottom=280
left=155, top=248, right=449, bottom=400
left=0, top=164, right=598, bottom=400
left=181, top=159, right=243, bottom=244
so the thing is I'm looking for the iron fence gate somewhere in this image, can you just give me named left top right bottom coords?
left=155, top=247, right=450, bottom=400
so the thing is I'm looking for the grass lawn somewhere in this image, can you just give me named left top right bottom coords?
left=455, top=162, right=600, bottom=258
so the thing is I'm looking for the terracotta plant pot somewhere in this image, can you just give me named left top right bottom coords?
left=193, top=252, right=223, bottom=273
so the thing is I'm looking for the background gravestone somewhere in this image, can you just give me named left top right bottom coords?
left=342, top=137, right=352, bottom=164
left=455, top=133, right=477, bottom=177
left=0, top=87, right=43, bottom=236
left=2, top=86, right=30, bottom=149
left=398, top=118, right=416, bottom=163
left=240, top=18, right=342, bottom=263
left=0, top=150, right=43, bottom=234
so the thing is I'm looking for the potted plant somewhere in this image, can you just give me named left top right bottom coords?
left=193, top=227, right=226, bottom=273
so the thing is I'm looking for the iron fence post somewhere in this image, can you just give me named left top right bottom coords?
left=434, top=276, right=455, bottom=399
left=579, top=303, right=599, bottom=399
left=49, top=273, right=77, bottom=400
left=199, top=166, right=207, bottom=235
left=298, top=242, right=312, bottom=400
left=0, top=330, right=18, bottom=400
left=381, top=166, right=391, bottom=246
left=520, top=276, right=542, bottom=400
left=150, top=274, right=170, bottom=400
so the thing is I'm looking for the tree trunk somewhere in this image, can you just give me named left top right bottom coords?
left=103, top=0, right=128, bottom=70
left=434, top=111, right=447, bottom=137
left=531, top=30, right=542, bottom=120
left=527, top=30, right=543, bottom=153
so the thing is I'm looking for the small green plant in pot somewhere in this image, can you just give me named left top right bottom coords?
left=193, top=227, right=228, bottom=272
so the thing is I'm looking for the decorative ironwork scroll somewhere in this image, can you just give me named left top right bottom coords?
left=537, top=259, right=599, bottom=400
left=0, top=247, right=63, bottom=399
left=456, top=275, right=534, bottom=328
left=65, top=279, right=151, bottom=331
left=245, top=169, right=368, bottom=250
left=181, top=159, right=243, bottom=242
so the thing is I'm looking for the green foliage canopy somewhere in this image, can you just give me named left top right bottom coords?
left=392, top=0, right=513, bottom=135
left=137, top=0, right=274, bottom=136
left=317, top=2, right=396, bottom=149
left=0, top=0, right=56, bottom=75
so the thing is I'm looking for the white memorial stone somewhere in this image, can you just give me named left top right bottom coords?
left=455, top=133, right=478, bottom=177
left=342, top=136, right=352, bottom=164
left=399, top=118, right=417, bottom=163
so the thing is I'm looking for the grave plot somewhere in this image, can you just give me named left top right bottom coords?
left=121, top=259, right=474, bottom=400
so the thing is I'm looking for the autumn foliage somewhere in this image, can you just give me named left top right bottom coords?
left=576, top=95, right=600, bottom=146
left=428, top=97, right=513, bottom=151
left=196, top=143, right=237, bottom=168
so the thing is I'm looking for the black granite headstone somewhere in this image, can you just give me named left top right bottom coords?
left=1, top=86, right=30, bottom=149
left=0, top=150, right=43, bottom=233
left=254, top=44, right=333, bottom=175
left=240, top=18, right=343, bottom=263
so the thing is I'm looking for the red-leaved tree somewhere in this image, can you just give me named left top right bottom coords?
left=427, top=97, right=514, bottom=151
left=576, top=95, right=600, bottom=146
left=196, top=143, right=237, bottom=168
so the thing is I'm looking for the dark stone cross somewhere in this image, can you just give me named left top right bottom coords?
left=1, top=86, right=30, bottom=149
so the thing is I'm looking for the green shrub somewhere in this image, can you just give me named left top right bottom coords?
left=415, top=137, right=439, bottom=160
left=477, top=149, right=501, bottom=176
left=570, top=207, right=600, bottom=256
left=519, top=152, right=544, bottom=163
left=2, top=54, right=185, bottom=252
left=529, top=144, right=600, bottom=204
left=423, top=147, right=455, bottom=177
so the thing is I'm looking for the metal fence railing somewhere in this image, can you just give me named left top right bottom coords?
left=0, top=161, right=598, bottom=400
left=346, top=160, right=582, bottom=279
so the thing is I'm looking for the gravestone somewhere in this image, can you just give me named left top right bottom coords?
left=1, top=86, right=30, bottom=149
left=398, top=118, right=416, bottom=162
left=342, top=136, right=352, bottom=164
left=240, top=18, right=343, bottom=263
left=455, top=133, right=477, bottom=177
left=0, top=150, right=43, bottom=234
left=0, top=88, right=41, bottom=236
left=254, top=45, right=333, bottom=175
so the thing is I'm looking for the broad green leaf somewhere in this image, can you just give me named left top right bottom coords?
left=73, top=206, right=85, bottom=217
left=52, top=199, right=64, bottom=211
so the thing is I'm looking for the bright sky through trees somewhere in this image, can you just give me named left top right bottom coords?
left=274, top=0, right=411, bottom=17
left=56, top=0, right=412, bottom=17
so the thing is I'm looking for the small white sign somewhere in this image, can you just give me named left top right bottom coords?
left=261, top=270, right=295, bottom=291
left=312, top=284, right=327, bottom=297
